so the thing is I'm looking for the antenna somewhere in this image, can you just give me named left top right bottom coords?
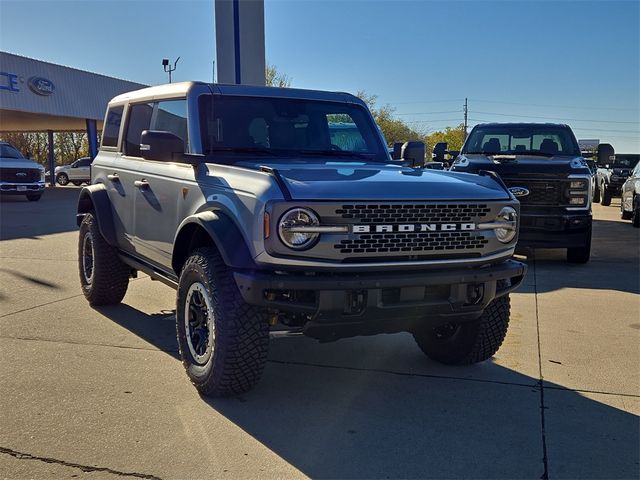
left=162, top=57, right=180, bottom=83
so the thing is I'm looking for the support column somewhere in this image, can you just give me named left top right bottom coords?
left=215, top=0, right=265, bottom=85
left=47, top=130, right=55, bottom=187
left=86, top=119, right=98, bottom=160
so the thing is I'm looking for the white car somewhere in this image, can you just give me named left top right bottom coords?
left=55, top=157, right=92, bottom=186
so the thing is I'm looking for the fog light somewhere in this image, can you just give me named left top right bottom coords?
left=569, top=197, right=586, bottom=205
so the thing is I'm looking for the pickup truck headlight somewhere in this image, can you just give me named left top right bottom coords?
left=495, top=206, right=517, bottom=244
left=40, top=170, right=45, bottom=182
left=278, top=208, right=320, bottom=250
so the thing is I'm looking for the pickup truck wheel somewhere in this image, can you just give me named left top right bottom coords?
left=176, top=247, right=269, bottom=397
left=56, top=173, right=69, bottom=186
left=413, top=295, right=510, bottom=365
left=566, top=227, right=592, bottom=263
left=78, top=213, right=130, bottom=305
left=601, top=185, right=612, bottom=206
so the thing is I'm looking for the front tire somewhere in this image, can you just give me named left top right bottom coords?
left=632, top=196, right=640, bottom=228
left=601, top=185, right=612, bottom=206
left=176, top=247, right=269, bottom=397
left=413, top=295, right=510, bottom=365
left=78, top=213, right=130, bottom=305
left=567, top=226, right=592, bottom=263
left=56, top=173, right=69, bottom=186
left=592, top=182, right=600, bottom=203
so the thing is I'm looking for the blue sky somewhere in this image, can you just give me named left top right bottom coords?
left=1, top=0, right=638, bottom=151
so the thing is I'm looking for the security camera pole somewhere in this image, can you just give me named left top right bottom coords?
left=162, top=57, right=180, bottom=83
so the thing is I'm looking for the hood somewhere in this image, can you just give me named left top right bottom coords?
left=0, top=158, right=44, bottom=170
left=455, top=154, right=590, bottom=178
left=239, top=161, right=510, bottom=201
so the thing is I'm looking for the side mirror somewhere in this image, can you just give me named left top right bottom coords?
left=401, top=141, right=426, bottom=168
left=391, top=142, right=404, bottom=160
left=597, top=143, right=614, bottom=167
left=140, top=130, right=185, bottom=162
left=432, top=142, right=448, bottom=163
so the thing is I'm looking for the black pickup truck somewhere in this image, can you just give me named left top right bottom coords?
left=449, top=123, right=592, bottom=263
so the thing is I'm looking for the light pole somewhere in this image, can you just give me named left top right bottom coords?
left=162, top=57, right=180, bottom=83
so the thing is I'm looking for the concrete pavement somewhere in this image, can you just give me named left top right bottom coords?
left=0, top=187, right=638, bottom=479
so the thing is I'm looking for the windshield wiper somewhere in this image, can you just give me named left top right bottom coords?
left=208, top=146, right=280, bottom=157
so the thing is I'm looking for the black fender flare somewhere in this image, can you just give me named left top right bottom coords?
left=172, top=211, right=257, bottom=274
left=76, top=184, right=118, bottom=246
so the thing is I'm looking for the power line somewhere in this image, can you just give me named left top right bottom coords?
left=472, top=110, right=640, bottom=125
left=470, top=97, right=640, bottom=112
left=388, top=98, right=464, bottom=105
left=395, top=110, right=461, bottom=116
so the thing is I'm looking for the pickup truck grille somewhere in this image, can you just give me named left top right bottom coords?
left=502, top=179, right=561, bottom=205
left=0, top=168, right=40, bottom=183
left=336, top=203, right=492, bottom=223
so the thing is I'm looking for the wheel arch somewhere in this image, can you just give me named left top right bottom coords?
left=172, top=211, right=257, bottom=276
left=76, top=184, right=118, bottom=246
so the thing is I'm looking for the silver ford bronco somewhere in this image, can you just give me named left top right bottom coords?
left=77, top=82, right=526, bottom=396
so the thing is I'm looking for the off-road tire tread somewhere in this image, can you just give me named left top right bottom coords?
left=78, top=213, right=129, bottom=306
left=177, top=247, right=269, bottom=397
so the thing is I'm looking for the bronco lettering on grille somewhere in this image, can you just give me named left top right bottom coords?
left=352, top=223, right=476, bottom=233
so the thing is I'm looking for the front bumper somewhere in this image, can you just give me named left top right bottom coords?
left=234, top=259, right=527, bottom=341
left=518, top=211, right=591, bottom=248
left=0, top=182, right=45, bottom=195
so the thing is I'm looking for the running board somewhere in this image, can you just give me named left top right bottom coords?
left=118, top=252, right=179, bottom=289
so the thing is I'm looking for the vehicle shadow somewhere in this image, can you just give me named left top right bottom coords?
left=517, top=218, right=639, bottom=295
left=0, top=187, right=81, bottom=241
left=94, top=302, right=639, bottom=479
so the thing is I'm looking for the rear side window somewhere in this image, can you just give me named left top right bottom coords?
left=102, top=106, right=123, bottom=148
left=124, top=103, right=153, bottom=157
left=154, top=100, right=188, bottom=148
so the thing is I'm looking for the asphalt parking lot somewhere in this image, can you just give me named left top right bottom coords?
left=0, top=187, right=638, bottom=480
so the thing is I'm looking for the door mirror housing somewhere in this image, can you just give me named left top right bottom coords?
left=140, top=130, right=185, bottom=162
left=432, top=142, right=448, bottom=163
left=401, top=141, right=426, bottom=168
left=597, top=143, right=615, bottom=168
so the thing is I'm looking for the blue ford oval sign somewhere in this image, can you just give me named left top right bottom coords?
left=28, top=76, right=55, bottom=96
left=509, top=186, right=530, bottom=197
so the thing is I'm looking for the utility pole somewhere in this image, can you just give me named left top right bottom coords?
left=463, top=97, right=468, bottom=139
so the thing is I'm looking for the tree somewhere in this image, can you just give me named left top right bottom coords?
left=265, top=64, right=291, bottom=88
left=426, top=124, right=466, bottom=156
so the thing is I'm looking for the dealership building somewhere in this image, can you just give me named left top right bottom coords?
left=0, top=51, right=146, bottom=182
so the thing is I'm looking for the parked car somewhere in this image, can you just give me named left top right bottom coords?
left=595, top=148, right=639, bottom=206
left=55, top=157, right=92, bottom=186
left=0, top=141, right=45, bottom=201
left=620, top=161, right=640, bottom=227
left=450, top=123, right=593, bottom=263
left=76, top=81, right=526, bottom=396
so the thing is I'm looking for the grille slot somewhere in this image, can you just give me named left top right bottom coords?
left=336, top=203, right=491, bottom=223
left=503, top=179, right=562, bottom=205
left=0, top=168, right=40, bottom=183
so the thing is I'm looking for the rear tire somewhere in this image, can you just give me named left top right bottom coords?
left=26, top=194, right=41, bottom=201
left=413, top=295, right=510, bottom=365
left=56, top=173, right=69, bottom=186
left=176, top=247, right=269, bottom=397
left=601, top=185, right=612, bottom=206
left=633, top=196, right=640, bottom=228
left=567, top=227, right=592, bottom=263
left=78, top=213, right=130, bottom=305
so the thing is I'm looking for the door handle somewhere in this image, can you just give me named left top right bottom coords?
left=134, top=179, right=149, bottom=189
left=107, top=173, right=119, bottom=181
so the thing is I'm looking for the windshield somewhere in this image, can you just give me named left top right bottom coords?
left=463, top=125, right=581, bottom=157
left=612, top=154, right=639, bottom=168
left=199, top=95, right=388, bottom=163
left=0, top=144, right=25, bottom=159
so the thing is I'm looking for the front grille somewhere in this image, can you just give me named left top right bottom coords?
left=334, top=231, right=488, bottom=254
left=0, top=168, right=40, bottom=183
left=336, top=203, right=491, bottom=223
left=502, top=179, right=561, bottom=205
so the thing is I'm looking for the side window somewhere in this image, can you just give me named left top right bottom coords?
left=153, top=100, right=188, bottom=149
left=124, top=103, right=154, bottom=157
left=102, top=106, right=123, bottom=148
left=78, top=158, right=91, bottom=167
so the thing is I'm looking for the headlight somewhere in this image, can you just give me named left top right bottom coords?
left=570, top=180, right=587, bottom=189
left=495, top=206, right=517, bottom=244
left=40, top=170, right=45, bottom=182
left=278, top=208, right=320, bottom=250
